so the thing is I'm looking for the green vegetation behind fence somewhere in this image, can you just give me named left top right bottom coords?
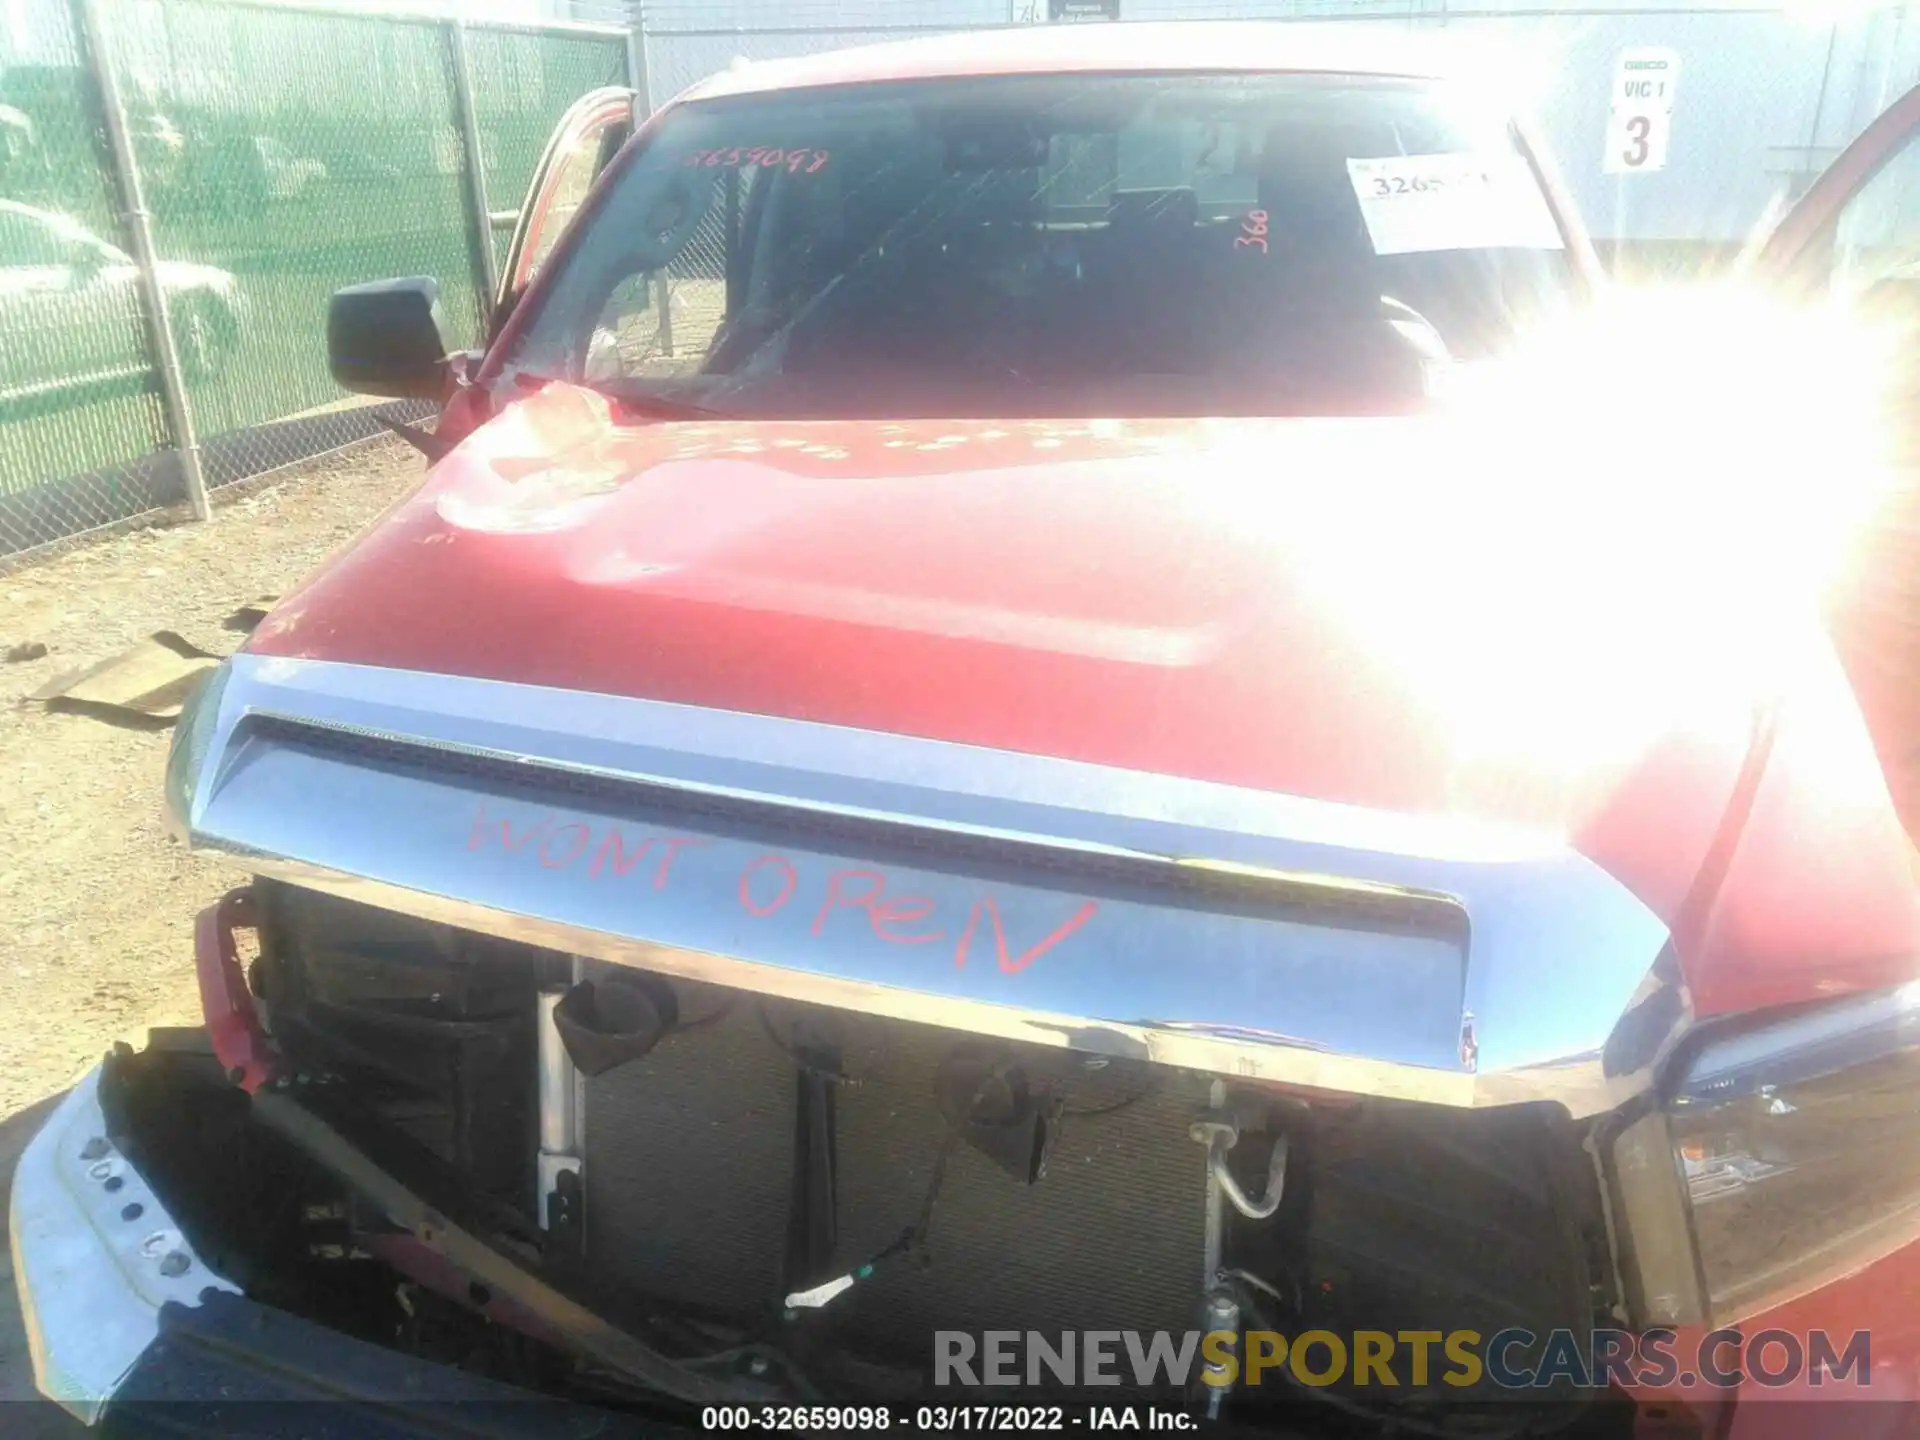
left=0, top=0, right=629, bottom=556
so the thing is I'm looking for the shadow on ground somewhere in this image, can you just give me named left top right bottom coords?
left=0, top=1092, right=93, bottom=1437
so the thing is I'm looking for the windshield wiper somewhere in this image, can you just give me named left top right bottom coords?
left=609, top=390, right=728, bottom=421
left=505, top=368, right=726, bottom=421
left=373, top=413, right=454, bottom=464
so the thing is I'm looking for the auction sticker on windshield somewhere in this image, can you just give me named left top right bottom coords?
left=1345, top=152, right=1564, bottom=256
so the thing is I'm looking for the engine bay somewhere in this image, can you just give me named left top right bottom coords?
left=100, top=878, right=1636, bottom=1433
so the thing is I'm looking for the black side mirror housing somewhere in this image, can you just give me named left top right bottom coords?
left=327, top=276, right=454, bottom=400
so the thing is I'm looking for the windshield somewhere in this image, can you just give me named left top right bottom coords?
left=502, top=73, right=1578, bottom=419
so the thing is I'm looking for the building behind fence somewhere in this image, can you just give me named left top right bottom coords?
left=638, top=0, right=1920, bottom=252
left=3, top=0, right=1918, bottom=561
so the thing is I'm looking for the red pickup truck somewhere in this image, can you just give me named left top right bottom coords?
left=13, top=23, right=1920, bottom=1439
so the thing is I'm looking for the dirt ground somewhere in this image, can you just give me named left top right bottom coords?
left=0, top=438, right=421, bottom=1120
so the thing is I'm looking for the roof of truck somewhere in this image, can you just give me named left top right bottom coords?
left=677, top=22, right=1465, bottom=105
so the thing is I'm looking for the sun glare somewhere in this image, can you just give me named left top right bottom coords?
left=1204, top=281, right=1899, bottom=821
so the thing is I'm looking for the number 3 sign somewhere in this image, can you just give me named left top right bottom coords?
left=1604, top=47, right=1680, bottom=175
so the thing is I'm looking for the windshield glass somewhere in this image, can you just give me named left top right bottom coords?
left=502, top=72, right=1577, bottom=419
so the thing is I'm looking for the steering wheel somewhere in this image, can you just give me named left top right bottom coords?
left=630, top=171, right=711, bottom=270
left=570, top=174, right=716, bottom=380
left=1379, top=294, right=1453, bottom=365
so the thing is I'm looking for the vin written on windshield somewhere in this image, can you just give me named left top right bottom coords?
left=502, top=73, right=1575, bottom=420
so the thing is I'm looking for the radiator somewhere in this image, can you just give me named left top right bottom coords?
left=583, top=977, right=1210, bottom=1365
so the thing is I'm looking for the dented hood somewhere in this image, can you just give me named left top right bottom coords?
left=248, top=382, right=1917, bottom=1003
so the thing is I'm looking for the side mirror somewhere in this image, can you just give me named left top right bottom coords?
left=327, top=276, right=453, bottom=400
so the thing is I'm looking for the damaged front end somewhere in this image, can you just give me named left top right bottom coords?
left=23, top=654, right=1782, bottom=1433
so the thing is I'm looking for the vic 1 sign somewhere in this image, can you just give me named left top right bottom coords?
left=1604, top=48, right=1680, bottom=175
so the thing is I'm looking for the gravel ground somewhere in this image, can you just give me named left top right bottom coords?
left=0, top=438, right=421, bottom=1120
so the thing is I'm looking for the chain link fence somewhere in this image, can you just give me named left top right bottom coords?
left=1, top=0, right=177, bottom=550
left=6, top=0, right=1918, bottom=561
left=468, top=21, right=632, bottom=279
left=0, top=0, right=630, bottom=560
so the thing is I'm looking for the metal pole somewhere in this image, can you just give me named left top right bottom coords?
left=447, top=19, right=499, bottom=335
left=1873, top=5, right=1907, bottom=121
left=535, top=961, right=585, bottom=1248
left=628, top=7, right=673, bottom=357
left=1802, top=20, right=1840, bottom=193
left=77, top=0, right=210, bottom=522
left=625, top=5, right=653, bottom=117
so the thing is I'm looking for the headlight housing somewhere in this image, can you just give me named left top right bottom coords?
left=1608, top=983, right=1920, bottom=1326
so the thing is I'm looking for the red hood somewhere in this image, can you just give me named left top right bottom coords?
left=253, top=382, right=1918, bottom=1009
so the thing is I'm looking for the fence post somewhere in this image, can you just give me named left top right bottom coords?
left=628, top=7, right=674, bottom=358
left=447, top=18, right=499, bottom=336
left=626, top=7, right=653, bottom=117
left=75, top=0, right=210, bottom=522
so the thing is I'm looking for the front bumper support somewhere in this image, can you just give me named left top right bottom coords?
left=9, top=1059, right=673, bottom=1434
left=8, top=1065, right=237, bottom=1423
